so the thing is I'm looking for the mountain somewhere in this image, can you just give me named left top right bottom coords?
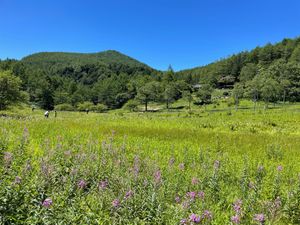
left=22, top=50, right=155, bottom=71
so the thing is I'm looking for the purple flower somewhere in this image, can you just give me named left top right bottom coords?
left=202, top=210, right=212, bottom=220
left=112, top=199, right=120, bottom=208
left=189, top=213, right=201, bottom=223
left=249, top=181, right=255, bottom=189
left=277, top=165, right=283, bottom=171
left=254, top=214, right=265, bottom=223
left=179, top=163, right=185, bottom=170
left=169, top=157, right=175, bottom=166
left=42, top=198, right=53, bottom=208
left=4, top=152, right=13, bottom=167
left=214, top=160, right=220, bottom=169
left=187, top=191, right=197, bottom=200
left=124, top=190, right=133, bottom=199
left=14, top=176, right=22, bottom=185
left=180, top=218, right=187, bottom=224
left=233, top=199, right=242, bottom=214
left=231, top=215, right=241, bottom=224
left=258, top=165, right=264, bottom=172
left=197, top=191, right=205, bottom=199
left=175, top=196, right=181, bottom=203
left=191, top=177, right=199, bottom=185
left=154, top=170, right=162, bottom=184
left=99, top=180, right=108, bottom=190
left=77, top=179, right=87, bottom=189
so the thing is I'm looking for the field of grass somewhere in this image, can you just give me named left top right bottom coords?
left=0, top=103, right=300, bottom=224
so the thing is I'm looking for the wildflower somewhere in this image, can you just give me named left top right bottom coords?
left=175, top=196, right=181, bottom=203
left=254, top=214, right=265, bottom=223
left=187, top=191, right=197, bottom=200
left=154, top=170, right=162, bottom=184
left=99, top=180, right=108, bottom=190
left=249, top=181, right=255, bottom=189
left=112, top=199, right=120, bottom=208
left=258, top=165, right=264, bottom=172
left=202, top=210, right=213, bottom=220
left=14, top=176, right=22, bottom=185
left=179, top=163, right=185, bottom=170
left=42, top=198, right=53, bottom=208
left=169, top=157, right=175, bottom=166
left=274, top=196, right=281, bottom=209
left=198, top=191, right=205, bottom=199
left=64, top=150, right=72, bottom=157
left=214, top=160, right=220, bottom=169
left=189, top=213, right=201, bottom=223
left=277, top=165, right=283, bottom=171
left=23, top=127, right=29, bottom=140
left=231, top=215, right=241, bottom=224
left=233, top=199, right=242, bottom=214
left=124, top=190, right=133, bottom=199
left=77, top=179, right=87, bottom=189
left=180, top=218, right=187, bottom=224
left=191, top=177, right=199, bottom=185
left=182, top=200, right=190, bottom=209
left=4, top=152, right=13, bottom=167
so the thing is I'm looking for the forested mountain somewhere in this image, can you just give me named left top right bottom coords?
left=0, top=37, right=300, bottom=111
left=22, top=50, right=153, bottom=70
left=176, top=37, right=300, bottom=102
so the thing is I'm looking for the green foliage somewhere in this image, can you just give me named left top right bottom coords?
left=123, top=99, right=139, bottom=112
left=0, top=106, right=299, bottom=224
left=0, top=70, right=27, bottom=110
left=77, top=101, right=94, bottom=111
left=92, top=103, right=108, bottom=113
left=196, top=84, right=213, bottom=105
left=136, top=81, right=163, bottom=111
left=55, top=103, right=75, bottom=111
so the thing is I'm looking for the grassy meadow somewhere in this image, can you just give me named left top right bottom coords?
left=1, top=102, right=300, bottom=224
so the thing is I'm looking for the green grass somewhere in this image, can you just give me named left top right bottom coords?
left=0, top=102, right=300, bottom=224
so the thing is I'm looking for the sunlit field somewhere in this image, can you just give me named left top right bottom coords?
left=1, top=103, right=300, bottom=224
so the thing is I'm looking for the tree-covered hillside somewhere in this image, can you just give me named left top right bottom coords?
left=22, top=50, right=152, bottom=69
left=176, top=37, right=300, bottom=102
left=0, top=37, right=299, bottom=111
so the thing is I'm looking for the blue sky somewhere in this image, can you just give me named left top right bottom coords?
left=1, top=0, right=300, bottom=71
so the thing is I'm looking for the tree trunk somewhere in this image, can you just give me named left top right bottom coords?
left=145, top=101, right=148, bottom=112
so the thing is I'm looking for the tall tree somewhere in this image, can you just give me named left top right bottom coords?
left=0, top=71, right=27, bottom=110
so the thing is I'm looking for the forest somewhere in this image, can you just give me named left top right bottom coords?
left=0, top=37, right=300, bottom=111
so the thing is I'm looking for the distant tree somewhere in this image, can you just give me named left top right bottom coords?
left=136, top=81, right=162, bottom=111
left=232, top=83, right=244, bottom=110
left=260, top=76, right=281, bottom=109
left=0, top=71, right=27, bottom=110
left=163, top=83, right=180, bottom=109
left=182, top=91, right=193, bottom=111
left=77, top=102, right=94, bottom=111
left=123, top=99, right=139, bottom=112
left=290, top=45, right=300, bottom=62
left=244, top=76, right=261, bottom=111
left=196, top=84, right=213, bottom=107
left=239, top=63, right=257, bottom=83
left=163, top=65, right=175, bottom=83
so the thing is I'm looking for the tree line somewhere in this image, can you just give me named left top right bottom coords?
left=0, top=38, right=300, bottom=111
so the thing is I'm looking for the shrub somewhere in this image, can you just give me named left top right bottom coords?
left=123, top=99, right=139, bottom=112
left=92, top=104, right=108, bottom=113
left=77, top=102, right=94, bottom=111
left=55, top=103, right=75, bottom=111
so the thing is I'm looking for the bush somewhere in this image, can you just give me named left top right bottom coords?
left=92, top=104, right=108, bottom=113
left=123, top=99, right=139, bottom=112
left=54, top=103, right=75, bottom=111
left=77, top=102, right=94, bottom=111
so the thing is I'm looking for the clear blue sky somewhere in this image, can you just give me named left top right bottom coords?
left=1, top=0, right=300, bottom=71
